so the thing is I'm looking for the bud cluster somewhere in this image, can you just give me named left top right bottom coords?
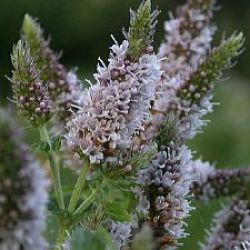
left=11, top=41, right=52, bottom=125
left=12, top=14, right=85, bottom=127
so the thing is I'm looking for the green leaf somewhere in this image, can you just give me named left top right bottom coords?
left=70, top=227, right=116, bottom=250
left=104, top=201, right=132, bottom=222
left=156, top=112, right=180, bottom=148
left=98, top=174, right=138, bottom=222
left=51, top=135, right=62, bottom=151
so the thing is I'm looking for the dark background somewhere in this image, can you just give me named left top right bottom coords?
left=0, top=0, right=250, bottom=249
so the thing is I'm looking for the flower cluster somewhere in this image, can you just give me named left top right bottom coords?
left=134, top=0, right=216, bottom=147
left=137, top=32, right=243, bottom=146
left=108, top=221, right=131, bottom=249
left=202, top=198, right=250, bottom=250
left=159, top=0, right=216, bottom=79
left=173, top=33, right=244, bottom=139
left=66, top=1, right=161, bottom=164
left=0, top=109, right=49, bottom=250
left=150, top=33, right=243, bottom=144
left=191, top=160, right=250, bottom=201
left=132, top=77, right=181, bottom=149
left=136, top=5, right=243, bottom=150
left=137, top=145, right=193, bottom=248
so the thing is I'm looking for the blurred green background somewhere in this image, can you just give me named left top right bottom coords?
left=0, top=0, right=250, bottom=249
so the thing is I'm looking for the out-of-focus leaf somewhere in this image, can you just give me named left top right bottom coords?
left=38, top=140, right=50, bottom=152
left=51, top=135, right=62, bottom=151
left=70, top=227, right=115, bottom=250
left=131, top=225, right=155, bottom=250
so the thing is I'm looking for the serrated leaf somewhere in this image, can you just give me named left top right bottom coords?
left=104, top=202, right=131, bottom=222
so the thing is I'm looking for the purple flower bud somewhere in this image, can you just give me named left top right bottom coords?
left=39, top=101, right=47, bottom=109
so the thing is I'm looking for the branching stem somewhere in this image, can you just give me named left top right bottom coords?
left=39, top=125, right=65, bottom=209
left=68, top=158, right=90, bottom=212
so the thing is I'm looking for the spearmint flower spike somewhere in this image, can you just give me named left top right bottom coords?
left=159, top=0, right=217, bottom=79
left=179, top=32, right=244, bottom=99
left=22, top=14, right=45, bottom=68
left=135, top=32, right=244, bottom=249
left=66, top=0, right=161, bottom=165
left=133, top=13, right=245, bottom=249
left=173, top=32, right=244, bottom=139
left=10, top=40, right=52, bottom=126
left=137, top=144, right=194, bottom=249
left=133, top=0, right=217, bottom=149
left=201, top=197, right=250, bottom=250
left=22, top=14, right=84, bottom=124
left=0, top=108, right=49, bottom=250
left=191, top=160, right=250, bottom=201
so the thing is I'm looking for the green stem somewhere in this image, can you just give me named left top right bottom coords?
left=53, top=221, right=69, bottom=250
left=68, top=158, right=90, bottom=212
left=73, top=177, right=107, bottom=215
left=39, top=125, right=65, bottom=209
left=74, top=189, right=98, bottom=215
left=48, top=152, right=65, bottom=209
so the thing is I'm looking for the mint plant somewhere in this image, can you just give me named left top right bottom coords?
left=0, top=0, right=248, bottom=249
